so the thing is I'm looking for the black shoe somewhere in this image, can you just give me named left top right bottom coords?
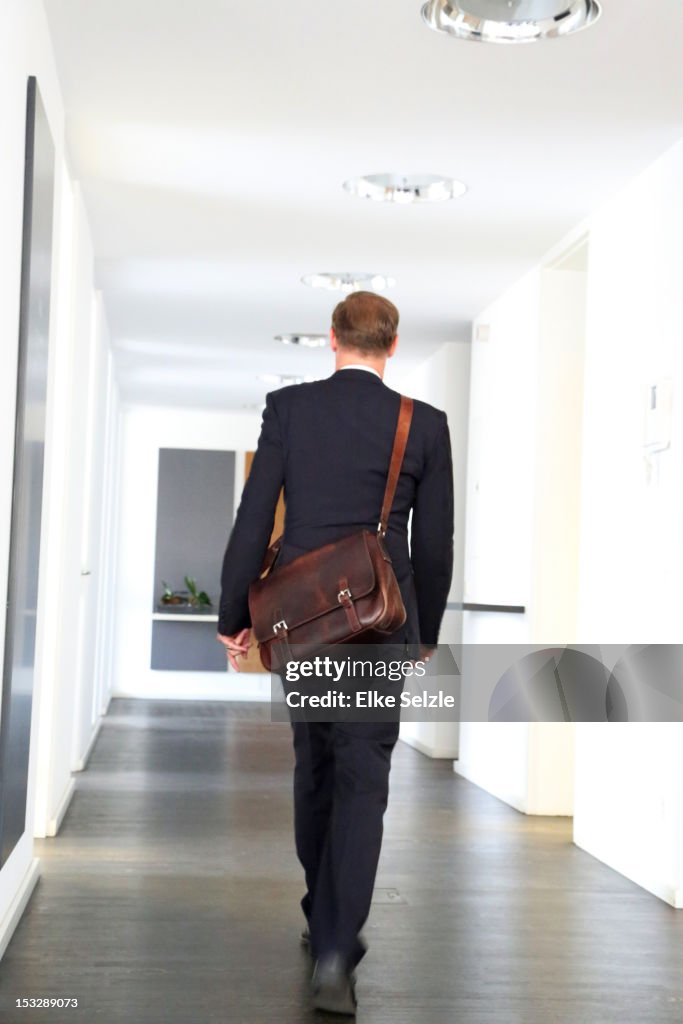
left=311, top=954, right=357, bottom=1016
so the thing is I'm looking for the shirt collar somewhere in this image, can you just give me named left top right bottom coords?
left=338, top=364, right=382, bottom=380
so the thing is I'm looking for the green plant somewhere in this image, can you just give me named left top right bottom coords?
left=184, top=575, right=212, bottom=608
left=160, top=580, right=187, bottom=605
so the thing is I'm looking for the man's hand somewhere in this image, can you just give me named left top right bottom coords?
left=407, top=646, right=436, bottom=670
left=407, top=646, right=436, bottom=669
left=217, top=628, right=251, bottom=671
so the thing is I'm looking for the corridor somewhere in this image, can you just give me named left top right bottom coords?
left=1, top=701, right=681, bottom=1023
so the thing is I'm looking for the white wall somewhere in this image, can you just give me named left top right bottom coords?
left=458, top=136, right=683, bottom=901
left=68, top=283, right=115, bottom=768
left=457, top=271, right=538, bottom=808
left=574, top=725, right=683, bottom=907
left=572, top=140, right=683, bottom=906
left=461, top=253, right=588, bottom=643
left=532, top=264, right=587, bottom=644
left=30, top=163, right=78, bottom=837
left=32, top=186, right=119, bottom=841
left=395, top=340, right=472, bottom=641
left=463, top=269, right=541, bottom=624
left=456, top=258, right=583, bottom=816
left=112, top=403, right=267, bottom=701
left=0, top=0, right=67, bottom=959
left=0, top=0, right=119, bottom=958
left=576, top=142, right=683, bottom=644
left=393, top=340, right=471, bottom=759
left=91, top=341, right=123, bottom=728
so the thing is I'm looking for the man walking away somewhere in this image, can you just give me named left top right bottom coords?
left=217, top=291, right=454, bottom=1014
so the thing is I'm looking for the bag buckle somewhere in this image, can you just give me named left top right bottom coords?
left=273, top=619, right=288, bottom=634
left=337, top=588, right=352, bottom=603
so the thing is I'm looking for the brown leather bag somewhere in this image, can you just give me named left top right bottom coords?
left=248, top=395, right=414, bottom=671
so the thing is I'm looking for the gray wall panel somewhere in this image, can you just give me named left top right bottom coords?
left=0, top=79, right=55, bottom=866
left=151, top=448, right=235, bottom=671
left=152, top=448, right=235, bottom=606
left=151, top=621, right=227, bottom=672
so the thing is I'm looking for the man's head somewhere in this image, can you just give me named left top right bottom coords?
left=330, top=291, right=399, bottom=363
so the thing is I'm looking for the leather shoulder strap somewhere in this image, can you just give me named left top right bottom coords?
left=261, top=396, right=413, bottom=571
left=378, top=395, right=413, bottom=538
left=259, top=536, right=282, bottom=577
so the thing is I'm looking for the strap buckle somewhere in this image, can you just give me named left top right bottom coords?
left=273, top=619, right=288, bottom=634
left=337, top=588, right=352, bottom=603
left=377, top=522, right=387, bottom=538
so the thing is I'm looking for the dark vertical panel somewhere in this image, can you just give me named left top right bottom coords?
left=150, top=622, right=228, bottom=672
left=0, top=79, right=55, bottom=865
left=151, top=449, right=235, bottom=671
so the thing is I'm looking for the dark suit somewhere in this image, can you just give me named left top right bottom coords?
left=218, top=367, right=454, bottom=967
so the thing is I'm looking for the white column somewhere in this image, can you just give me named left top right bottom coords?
left=456, top=722, right=575, bottom=815
left=574, top=724, right=683, bottom=907
left=31, top=157, right=77, bottom=836
left=456, top=245, right=588, bottom=813
left=394, top=339, right=471, bottom=759
left=571, top=141, right=683, bottom=904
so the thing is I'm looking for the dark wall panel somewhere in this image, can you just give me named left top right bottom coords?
left=151, top=621, right=227, bottom=672
left=0, top=79, right=55, bottom=866
left=151, top=448, right=235, bottom=671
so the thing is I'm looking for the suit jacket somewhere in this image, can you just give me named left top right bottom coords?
left=218, top=368, right=454, bottom=647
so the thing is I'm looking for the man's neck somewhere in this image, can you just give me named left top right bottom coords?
left=335, top=352, right=387, bottom=380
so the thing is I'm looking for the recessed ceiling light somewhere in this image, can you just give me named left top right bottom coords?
left=343, top=174, right=467, bottom=204
left=259, top=373, right=304, bottom=386
left=301, top=273, right=396, bottom=293
left=258, top=373, right=320, bottom=386
left=421, top=0, right=602, bottom=43
left=274, top=334, right=328, bottom=348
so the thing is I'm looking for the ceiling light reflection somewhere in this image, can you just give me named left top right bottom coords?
left=421, top=0, right=602, bottom=43
left=343, top=174, right=467, bottom=203
left=301, top=273, right=396, bottom=293
left=275, top=334, right=328, bottom=348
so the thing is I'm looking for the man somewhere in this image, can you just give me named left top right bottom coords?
left=217, top=291, right=454, bottom=1015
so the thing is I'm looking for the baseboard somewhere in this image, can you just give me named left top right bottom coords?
left=0, top=858, right=41, bottom=962
left=573, top=834, right=683, bottom=909
left=73, top=715, right=103, bottom=773
left=46, top=777, right=75, bottom=838
left=112, top=675, right=272, bottom=702
left=453, top=759, right=527, bottom=813
left=400, top=734, right=459, bottom=759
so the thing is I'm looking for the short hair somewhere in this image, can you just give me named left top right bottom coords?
left=331, top=291, right=399, bottom=355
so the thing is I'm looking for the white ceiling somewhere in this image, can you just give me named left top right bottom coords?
left=43, top=0, right=683, bottom=408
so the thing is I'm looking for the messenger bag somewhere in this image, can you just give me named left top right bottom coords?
left=248, top=395, right=414, bottom=671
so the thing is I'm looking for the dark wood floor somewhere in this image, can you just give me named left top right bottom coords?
left=1, top=700, right=682, bottom=1023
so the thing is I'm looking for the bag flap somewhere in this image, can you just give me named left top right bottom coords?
left=249, top=531, right=378, bottom=643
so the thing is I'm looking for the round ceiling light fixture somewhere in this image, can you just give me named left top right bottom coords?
left=343, top=173, right=467, bottom=204
left=421, top=0, right=602, bottom=43
left=274, top=333, right=328, bottom=348
left=301, top=273, right=396, bottom=293
left=259, top=373, right=310, bottom=386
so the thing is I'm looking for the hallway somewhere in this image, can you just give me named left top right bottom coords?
left=1, top=702, right=681, bottom=1023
